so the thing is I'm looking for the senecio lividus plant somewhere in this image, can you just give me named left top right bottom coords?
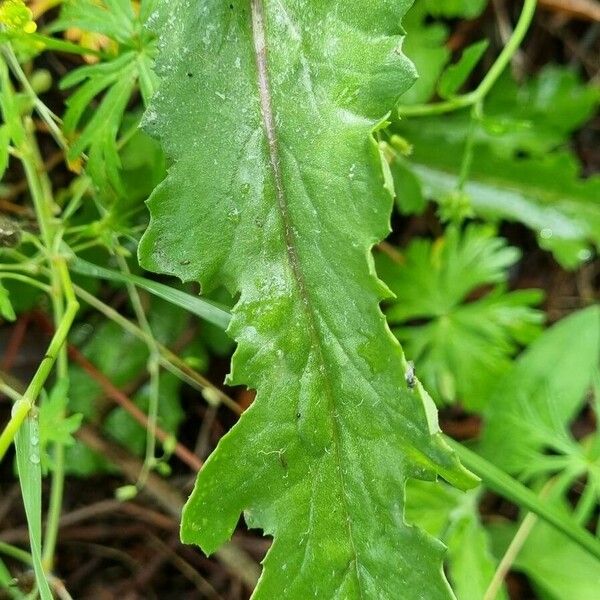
left=138, top=1, right=478, bottom=597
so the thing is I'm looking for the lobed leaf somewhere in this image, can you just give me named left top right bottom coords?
left=377, top=225, right=544, bottom=409
left=139, top=1, right=476, bottom=597
left=480, top=305, right=600, bottom=478
left=56, top=0, right=159, bottom=192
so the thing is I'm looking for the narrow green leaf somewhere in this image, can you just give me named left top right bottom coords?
left=449, top=439, right=600, bottom=561
left=70, top=256, right=231, bottom=330
left=437, top=40, right=489, bottom=99
left=139, top=1, right=476, bottom=597
left=14, top=410, right=53, bottom=600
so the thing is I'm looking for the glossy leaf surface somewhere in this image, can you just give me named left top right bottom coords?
left=139, top=1, right=475, bottom=597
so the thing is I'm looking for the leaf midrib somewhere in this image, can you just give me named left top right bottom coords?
left=249, top=0, right=364, bottom=593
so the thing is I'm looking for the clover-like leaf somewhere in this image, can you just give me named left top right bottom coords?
left=139, top=1, right=476, bottom=597
left=377, top=225, right=544, bottom=409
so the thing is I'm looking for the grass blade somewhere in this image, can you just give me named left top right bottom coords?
left=70, top=257, right=232, bottom=330
left=14, top=409, right=53, bottom=600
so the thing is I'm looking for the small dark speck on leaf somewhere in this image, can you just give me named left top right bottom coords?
left=186, top=72, right=193, bottom=78
left=296, top=412, right=301, bottom=419
left=279, top=453, right=288, bottom=470
left=229, top=3, right=234, bottom=9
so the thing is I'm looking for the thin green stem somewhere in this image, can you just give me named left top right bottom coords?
left=0, top=542, right=33, bottom=565
left=0, top=56, right=77, bottom=573
left=42, top=260, right=77, bottom=569
left=397, top=0, right=537, bottom=117
left=0, top=299, right=78, bottom=464
left=0, top=273, right=51, bottom=294
left=71, top=283, right=242, bottom=414
left=447, top=439, right=600, bottom=560
left=113, top=251, right=161, bottom=487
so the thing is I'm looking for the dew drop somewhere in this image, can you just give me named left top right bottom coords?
left=577, top=248, right=592, bottom=261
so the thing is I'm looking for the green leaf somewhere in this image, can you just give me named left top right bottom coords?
left=56, top=0, right=159, bottom=191
left=406, top=481, right=508, bottom=600
left=14, top=410, right=53, bottom=600
left=480, top=305, right=600, bottom=478
left=140, top=1, right=476, bottom=597
left=53, top=0, right=134, bottom=45
left=437, top=40, right=489, bottom=99
left=38, top=379, right=82, bottom=473
left=393, top=68, right=600, bottom=267
left=0, top=280, right=16, bottom=322
left=377, top=224, right=544, bottom=409
left=489, top=506, right=600, bottom=600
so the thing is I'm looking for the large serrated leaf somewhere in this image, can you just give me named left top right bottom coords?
left=139, top=1, right=476, bottom=597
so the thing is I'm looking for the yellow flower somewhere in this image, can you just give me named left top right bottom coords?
left=0, top=0, right=37, bottom=34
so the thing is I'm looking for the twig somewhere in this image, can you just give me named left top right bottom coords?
left=76, top=424, right=261, bottom=588
left=539, top=0, right=600, bottom=21
left=68, top=346, right=203, bottom=472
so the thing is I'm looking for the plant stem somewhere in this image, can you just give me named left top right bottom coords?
left=0, top=56, right=78, bottom=572
left=113, top=251, right=161, bottom=487
left=483, top=478, right=555, bottom=600
left=0, top=542, right=33, bottom=565
left=447, top=439, right=600, bottom=560
left=0, top=299, right=78, bottom=463
left=71, top=283, right=242, bottom=414
left=0, top=272, right=51, bottom=293
left=397, top=0, right=537, bottom=117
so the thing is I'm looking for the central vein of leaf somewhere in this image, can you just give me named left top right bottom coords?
left=249, top=0, right=364, bottom=592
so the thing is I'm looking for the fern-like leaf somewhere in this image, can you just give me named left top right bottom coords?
left=139, top=1, right=476, bottom=597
